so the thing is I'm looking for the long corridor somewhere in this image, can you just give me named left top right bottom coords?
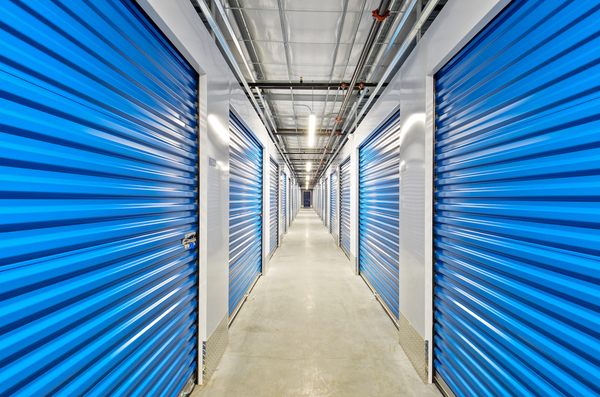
left=194, top=210, right=440, bottom=397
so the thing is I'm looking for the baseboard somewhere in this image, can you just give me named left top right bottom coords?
left=398, top=313, right=428, bottom=382
left=202, top=314, right=228, bottom=383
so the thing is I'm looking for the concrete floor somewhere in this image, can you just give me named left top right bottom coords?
left=193, top=209, right=441, bottom=397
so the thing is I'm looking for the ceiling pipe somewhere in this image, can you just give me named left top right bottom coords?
left=248, top=81, right=381, bottom=90
left=317, top=0, right=442, bottom=179
left=361, top=0, right=407, bottom=82
left=315, top=0, right=390, bottom=180
left=313, top=0, right=392, bottom=180
left=275, top=132, right=333, bottom=137
left=325, top=84, right=369, bottom=165
left=366, top=0, right=418, bottom=82
left=336, top=0, right=415, bottom=142
left=192, top=0, right=298, bottom=179
left=315, top=0, right=349, bottom=161
left=223, top=1, right=294, bottom=156
left=228, top=0, right=266, bottom=80
left=338, top=0, right=392, bottom=122
left=276, top=0, right=303, bottom=140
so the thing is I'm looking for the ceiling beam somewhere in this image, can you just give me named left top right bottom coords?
left=278, top=128, right=341, bottom=132
left=248, top=81, right=382, bottom=90
left=284, top=150, right=334, bottom=154
left=258, top=92, right=381, bottom=102
left=275, top=129, right=333, bottom=136
left=286, top=155, right=334, bottom=158
left=255, top=93, right=341, bottom=102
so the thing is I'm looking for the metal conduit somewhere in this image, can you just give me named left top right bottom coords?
left=316, top=0, right=442, bottom=181
left=313, top=0, right=393, bottom=179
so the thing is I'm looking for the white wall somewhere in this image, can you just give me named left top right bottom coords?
left=138, top=0, right=294, bottom=381
left=329, top=0, right=509, bottom=381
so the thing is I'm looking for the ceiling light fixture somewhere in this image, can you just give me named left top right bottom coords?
left=307, top=114, right=316, bottom=147
left=306, top=161, right=312, bottom=172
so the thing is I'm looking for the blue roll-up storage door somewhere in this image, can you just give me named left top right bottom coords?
left=317, top=184, right=321, bottom=218
left=433, top=1, right=600, bottom=395
left=319, top=186, right=322, bottom=218
left=359, top=111, right=401, bottom=320
left=318, top=187, right=321, bottom=216
left=229, top=112, right=263, bottom=317
left=329, top=171, right=337, bottom=239
left=324, top=178, right=328, bottom=227
left=320, top=182, right=323, bottom=220
left=281, top=173, right=287, bottom=234
left=322, top=179, right=326, bottom=223
left=0, top=1, right=199, bottom=395
left=291, top=181, right=295, bottom=221
left=340, top=157, right=351, bottom=256
left=269, top=158, right=279, bottom=257
left=317, top=184, right=320, bottom=218
left=322, top=181, right=325, bottom=221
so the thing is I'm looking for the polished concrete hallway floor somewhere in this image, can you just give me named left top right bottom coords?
left=193, top=210, right=440, bottom=397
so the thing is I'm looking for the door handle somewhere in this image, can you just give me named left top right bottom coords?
left=182, top=232, right=197, bottom=250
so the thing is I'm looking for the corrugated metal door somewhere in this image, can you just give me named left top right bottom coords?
left=318, top=186, right=321, bottom=216
left=228, top=112, right=263, bottom=317
left=288, top=178, right=291, bottom=224
left=324, top=178, right=329, bottom=227
left=359, top=111, right=401, bottom=320
left=322, top=181, right=325, bottom=221
left=269, top=158, right=279, bottom=257
left=282, top=173, right=287, bottom=234
left=320, top=182, right=324, bottom=220
left=323, top=179, right=326, bottom=223
left=291, top=181, right=295, bottom=221
left=340, top=157, right=351, bottom=257
left=330, top=171, right=338, bottom=239
left=0, top=1, right=199, bottom=395
left=318, top=184, right=321, bottom=218
left=433, top=1, right=600, bottom=395
left=317, top=183, right=323, bottom=217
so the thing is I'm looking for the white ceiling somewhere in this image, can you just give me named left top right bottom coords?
left=216, top=0, right=418, bottom=182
